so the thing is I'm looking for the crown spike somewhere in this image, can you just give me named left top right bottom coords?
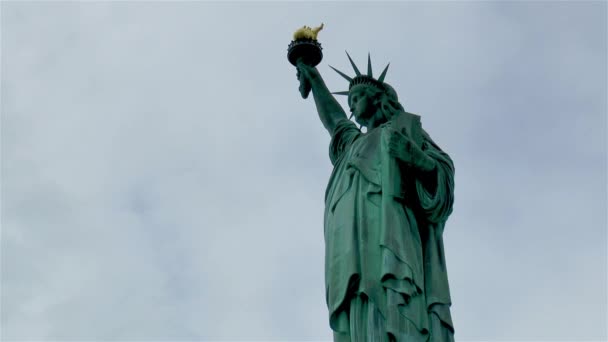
left=345, top=51, right=361, bottom=76
left=378, top=63, right=390, bottom=83
left=332, top=91, right=350, bottom=96
left=367, top=53, right=373, bottom=77
left=329, top=65, right=352, bottom=82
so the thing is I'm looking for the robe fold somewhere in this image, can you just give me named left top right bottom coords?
left=324, top=112, right=455, bottom=341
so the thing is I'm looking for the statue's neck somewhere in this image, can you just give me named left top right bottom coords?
left=366, top=109, right=391, bottom=130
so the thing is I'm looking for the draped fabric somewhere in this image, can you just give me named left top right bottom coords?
left=333, top=295, right=388, bottom=342
left=324, top=114, right=455, bottom=341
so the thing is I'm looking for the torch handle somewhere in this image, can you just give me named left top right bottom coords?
left=299, top=76, right=312, bottom=99
left=296, top=58, right=312, bottom=99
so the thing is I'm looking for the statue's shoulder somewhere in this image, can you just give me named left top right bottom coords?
left=396, top=111, right=421, bottom=122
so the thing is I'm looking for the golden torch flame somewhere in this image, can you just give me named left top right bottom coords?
left=293, top=23, right=324, bottom=41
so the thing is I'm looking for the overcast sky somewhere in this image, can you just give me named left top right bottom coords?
left=1, top=1, right=606, bottom=341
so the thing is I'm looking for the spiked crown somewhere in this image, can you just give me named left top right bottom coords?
left=330, top=52, right=390, bottom=96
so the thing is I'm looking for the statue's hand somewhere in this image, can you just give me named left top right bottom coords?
left=388, top=129, right=436, bottom=172
left=296, top=60, right=318, bottom=80
left=296, top=61, right=320, bottom=99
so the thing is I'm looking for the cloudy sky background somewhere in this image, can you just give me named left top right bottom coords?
left=1, top=1, right=606, bottom=341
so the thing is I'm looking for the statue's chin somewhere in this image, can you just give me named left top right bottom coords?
left=354, top=111, right=385, bottom=129
left=353, top=110, right=371, bottom=124
left=353, top=116, right=366, bottom=127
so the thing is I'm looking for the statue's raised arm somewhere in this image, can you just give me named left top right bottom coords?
left=297, top=62, right=347, bottom=136
left=287, top=24, right=346, bottom=135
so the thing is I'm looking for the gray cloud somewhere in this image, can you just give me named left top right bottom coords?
left=2, top=2, right=606, bottom=341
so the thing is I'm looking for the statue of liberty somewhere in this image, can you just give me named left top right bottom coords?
left=288, top=24, right=455, bottom=342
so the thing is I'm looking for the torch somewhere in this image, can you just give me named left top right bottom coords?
left=287, top=23, right=324, bottom=99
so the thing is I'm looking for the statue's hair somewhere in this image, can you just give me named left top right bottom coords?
left=378, top=84, right=405, bottom=123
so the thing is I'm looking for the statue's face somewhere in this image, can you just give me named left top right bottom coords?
left=349, top=85, right=381, bottom=127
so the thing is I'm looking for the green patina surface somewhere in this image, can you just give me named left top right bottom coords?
left=293, top=47, right=455, bottom=342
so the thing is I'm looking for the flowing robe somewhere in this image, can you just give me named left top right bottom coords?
left=324, top=112, right=455, bottom=341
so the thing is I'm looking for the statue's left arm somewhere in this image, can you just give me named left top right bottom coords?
left=388, top=128, right=455, bottom=223
left=414, top=130, right=455, bottom=224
